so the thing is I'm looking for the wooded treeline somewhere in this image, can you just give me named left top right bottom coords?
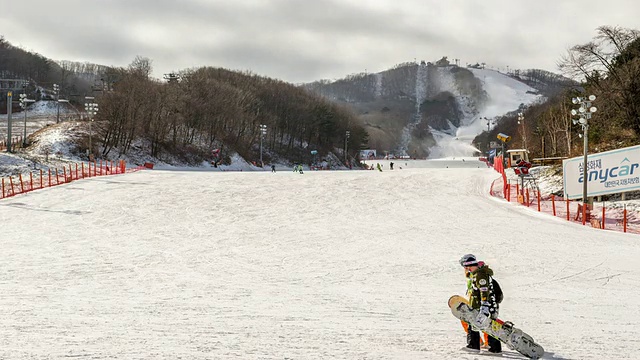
left=96, top=58, right=367, bottom=165
left=0, top=36, right=106, bottom=105
left=475, top=26, right=640, bottom=159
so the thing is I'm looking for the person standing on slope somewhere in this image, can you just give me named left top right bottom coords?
left=459, top=254, right=502, bottom=354
left=461, top=264, right=488, bottom=348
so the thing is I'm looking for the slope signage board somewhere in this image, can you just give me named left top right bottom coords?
left=563, top=145, right=640, bottom=199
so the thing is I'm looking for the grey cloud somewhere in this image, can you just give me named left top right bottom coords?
left=1, top=0, right=640, bottom=83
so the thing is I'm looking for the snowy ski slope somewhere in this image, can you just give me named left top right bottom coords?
left=0, top=164, right=638, bottom=359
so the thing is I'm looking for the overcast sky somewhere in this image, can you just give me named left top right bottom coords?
left=1, top=0, right=638, bottom=83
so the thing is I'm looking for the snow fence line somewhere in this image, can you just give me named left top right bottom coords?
left=490, top=155, right=639, bottom=235
left=0, top=135, right=27, bottom=152
left=0, top=160, right=144, bottom=200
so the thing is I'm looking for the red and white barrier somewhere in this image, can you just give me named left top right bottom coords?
left=1, top=160, right=143, bottom=199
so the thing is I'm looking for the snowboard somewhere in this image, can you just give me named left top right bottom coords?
left=448, top=295, right=544, bottom=359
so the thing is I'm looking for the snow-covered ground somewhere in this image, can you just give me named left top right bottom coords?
left=428, top=68, right=543, bottom=159
left=0, top=100, right=80, bottom=143
left=1, top=163, right=638, bottom=359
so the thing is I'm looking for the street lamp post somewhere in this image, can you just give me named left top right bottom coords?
left=571, top=95, right=597, bottom=218
left=483, top=116, right=494, bottom=132
left=85, top=97, right=99, bottom=159
left=6, top=91, right=13, bottom=152
left=517, top=112, right=527, bottom=150
left=19, top=93, right=36, bottom=146
left=345, top=131, right=351, bottom=165
left=53, top=84, right=60, bottom=124
left=259, top=124, right=267, bottom=167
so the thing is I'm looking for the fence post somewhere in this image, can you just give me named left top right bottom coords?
left=100, top=160, right=103, bottom=175
left=40, top=170, right=43, bottom=189
left=624, top=206, right=627, bottom=233
left=526, top=189, right=530, bottom=207
left=82, top=163, right=85, bottom=178
left=537, top=191, right=541, bottom=212
left=552, top=194, right=556, bottom=216
left=88, top=162, right=92, bottom=178
left=1, top=178, right=4, bottom=198
left=94, top=161, right=97, bottom=176
left=69, top=164, right=73, bottom=181
left=63, top=167, right=67, bottom=183
left=566, top=198, right=570, bottom=221
left=19, top=174, right=24, bottom=194
left=48, top=169, right=52, bottom=187
left=56, top=168, right=60, bottom=185
left=9, top=177, right=15, bottom=196
left=602, top=206, right=606, bottom=230
left=76, top=163, right=79, bottom=179
left=582, top=203, right=586, bottom=226
left=29, top=172, right=33, bottom=191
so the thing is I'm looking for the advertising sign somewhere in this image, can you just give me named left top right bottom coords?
left=563, top=145, right=640, bottom=199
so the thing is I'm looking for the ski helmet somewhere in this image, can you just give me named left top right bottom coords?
left=459, top=254, right=478, bottom=267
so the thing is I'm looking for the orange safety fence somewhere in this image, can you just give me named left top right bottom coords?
left=490, top=156, right=638, bottom=234
left=0, top=160, right=145, bottom=200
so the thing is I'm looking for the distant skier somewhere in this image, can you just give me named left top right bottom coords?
left=376, top=163, right=382, bottom=172
left=459, top=254, right=502, bottom=354
left=390, top=162, right=394, bottom=170
left=271, top=165, right=276, bottom=173
left=298, top=165, right=304, bottom=174
left=293, top=164, right=299, bottom=173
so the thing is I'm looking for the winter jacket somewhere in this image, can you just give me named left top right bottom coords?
left=469, top=263, right=499, bottom=315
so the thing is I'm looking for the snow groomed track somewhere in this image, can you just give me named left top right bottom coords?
left=1, top=162, right=638, bottom=359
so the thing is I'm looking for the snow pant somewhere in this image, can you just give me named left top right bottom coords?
left=487, top=335, right=501, bottom=352
left=468, top=327, right=481, bottom=350
left=462, top=321, right=487, bottom=346
left=468, top=326, right=501, bottom=352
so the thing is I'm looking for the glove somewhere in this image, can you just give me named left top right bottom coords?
left=479, top=302, right=491, bottom=316
left=475, top=302, right=492, bottom=329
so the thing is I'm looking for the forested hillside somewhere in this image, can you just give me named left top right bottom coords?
left=0, top=36, right=106, bottom=107
left=97, top=59, right=366, bottom=165
left=1, top=37, right=366, bottom=166
left=475, top=26, right=640, bottom=159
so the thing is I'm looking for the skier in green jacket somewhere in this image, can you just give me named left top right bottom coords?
left=459, top=254, right=502, bottom=354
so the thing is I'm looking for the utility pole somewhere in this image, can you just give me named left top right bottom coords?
left=19, top=93, right=35, bottom=146
left=571, top=95, right=598, bottom=222
left=345, top=131, right=350, bottom=165
left=6, top=91, right=12, bottom=152
left=54, top=84, right=60, bottom=123
left=85, top=97, right=99, bottom=160
left=483, top=117, right=492, bottom=132
left=517, top=112, right=527, bottom=150
left=259, top=124, right=267, bottom=167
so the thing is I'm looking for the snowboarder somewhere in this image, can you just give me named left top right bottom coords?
left=459, top=254, right=502, bottom=354
left=376, top=163, right=382, bottom=172
left=460, top=264, right=489, bottom=348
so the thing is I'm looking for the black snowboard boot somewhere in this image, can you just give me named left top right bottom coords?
left=488, top=336, right=502, bottom=353
left=467, top=329, right=481, bottom=350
